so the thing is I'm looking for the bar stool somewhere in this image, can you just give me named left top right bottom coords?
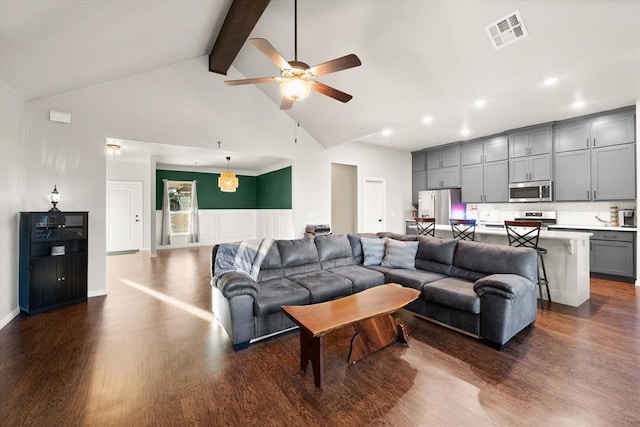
left=415, top=217, right=436, bottom=237
left=450, top=219, right=476, bottom=241
left=504, top=220, right=551, bottom=308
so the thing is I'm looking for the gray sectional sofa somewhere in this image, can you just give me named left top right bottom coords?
left=210, top=233, right=538, bottom=351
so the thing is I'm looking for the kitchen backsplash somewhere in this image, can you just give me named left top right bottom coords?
left=468, top=201, right=636, bottom=226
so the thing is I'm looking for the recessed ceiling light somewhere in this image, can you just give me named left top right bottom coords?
left=474, top=99, right=486, bottom=108
left=382, top=128, right=392, bottom=136
left=572, top=101, right=585, bottom=109
left=421, top=116, right=433, bottom=124
left=460, top=128, right=471, bottom=137
left=543, top=77, right=558, bottom=86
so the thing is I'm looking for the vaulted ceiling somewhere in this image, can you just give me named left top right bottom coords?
left=2, top=1, right=639, bottom=168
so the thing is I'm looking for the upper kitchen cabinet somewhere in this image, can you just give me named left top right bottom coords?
left=412, top=150, right=427, bottom=172
left=591, top=111, right=636, bottom=148
left=427, top=144, right=460, bottom=170
left=509, top=126, right=552, bottom=158
left=555, top=110, right=635, bottom=153
left=412, top=171, right=427, bottom=206
left=461, top=135, right=508, bottom=165
left=427, top=144, right=460, bottom=189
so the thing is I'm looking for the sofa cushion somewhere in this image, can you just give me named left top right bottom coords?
left=288, top=270, right=353, bottom=303
left=361, top=237, right=386, bottom=266
left=422, top=278, right=480, bottom=314
left=315, top=234, right=356, bottom=269
left=257, top=243, right=284, bottom=281
left=377, top=232, right=418, bottom=241
left=375, top=268, right=447, bottom=290
left=254, top=278, right=310, bottom=316
left=347, top=234, right=365, bottom=264
left=381, top=239, right=418, bottom=269
left=327, top=265, right=386, bottom=293
left=451, top=240, right=538, bottom=284
left=278, top=238, right=321, bottom=277
left=414, top=237, right=457, bottom=276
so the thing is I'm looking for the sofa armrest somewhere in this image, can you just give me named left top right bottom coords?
left=473, top=274, right=535, bottom=299
left=214, top=272, right=259, bottom=299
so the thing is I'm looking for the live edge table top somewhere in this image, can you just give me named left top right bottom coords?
left=281, top=284, right=420, bottom=338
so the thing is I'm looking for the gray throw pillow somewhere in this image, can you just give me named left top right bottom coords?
left=381, top=239, right=419, bottom=270
left=361, top=237, right=386, bottom=266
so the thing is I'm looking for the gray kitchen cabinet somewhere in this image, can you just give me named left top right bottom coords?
left=509, top=154, right=551, bottom=183
left=590, top=230, right=635, bottom=279
left=509, top=126, right=552, bottom=158
left=555, top=119, right=591, bottom=153
left=412, top=171, right=427, bottom=205
left=427, top=145, right=460, bottom=169
left=591, top=111, right=635, bottom=148
left=412, top=151, right=427, bottom=172
left=592, top=143, right=635, bottom=200
left=427, top=144, right=460, bottom=189
left=554, top=150, right=591, bottom=201
left=484, top=160, right=509, bottom=202
left=461, top=135, right=508, bottom=165
left=428, top=166, right=459, bottom=189
left=461, top=160, right=508, bottom=203
left=555, top=110, right=635, bottom=153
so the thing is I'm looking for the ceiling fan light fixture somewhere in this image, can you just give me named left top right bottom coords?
left=280, top=76, right=312, bottom=101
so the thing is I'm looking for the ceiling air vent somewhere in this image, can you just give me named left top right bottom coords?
left=485, top=10, right=528, bottom=50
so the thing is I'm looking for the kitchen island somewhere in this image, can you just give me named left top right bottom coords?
left=427, top=224, right=592, bottom=307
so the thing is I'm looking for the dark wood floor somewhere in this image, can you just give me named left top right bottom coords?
left=1, top=247, right=639, bottom=426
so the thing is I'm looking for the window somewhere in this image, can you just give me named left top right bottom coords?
left=168, top=181, right=193, bottom=234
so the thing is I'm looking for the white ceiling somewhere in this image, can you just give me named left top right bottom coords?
left=2, top=0, right=639, bottom=169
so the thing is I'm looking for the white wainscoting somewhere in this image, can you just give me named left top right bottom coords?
left=156, top=209, right=294, bottom=248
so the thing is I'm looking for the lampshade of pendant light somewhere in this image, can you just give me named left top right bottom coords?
left=218, top=156, right=238, bottom=192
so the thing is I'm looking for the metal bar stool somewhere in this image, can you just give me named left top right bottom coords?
left=450, top=219, right=476, bottom=241
left=415, top=217, right=436, bottom=237
left=504, top=220, right=551, bottom=308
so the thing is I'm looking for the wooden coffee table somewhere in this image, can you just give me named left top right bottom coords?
left=282, top=283, right=420, bottom=389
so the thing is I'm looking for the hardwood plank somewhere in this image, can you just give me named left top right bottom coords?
left=1, top=247, right=639, bottom=425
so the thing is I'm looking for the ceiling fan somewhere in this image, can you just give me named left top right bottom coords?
left=224, top=0, right=362, bottom=110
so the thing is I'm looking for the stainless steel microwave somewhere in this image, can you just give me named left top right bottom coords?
left=509, top=180, right=553, bottom=203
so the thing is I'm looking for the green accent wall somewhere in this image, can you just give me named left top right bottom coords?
left=156, top=166, right=291, bottom=210
left=257, top=167, right=292, bottom=209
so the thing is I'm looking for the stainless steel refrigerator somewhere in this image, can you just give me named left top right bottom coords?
left=418, top=189, right=466, bottom=225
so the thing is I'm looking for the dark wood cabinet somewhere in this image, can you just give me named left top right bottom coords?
left=19, top=212, right=88, bottom=314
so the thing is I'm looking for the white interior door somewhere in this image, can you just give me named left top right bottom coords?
left=363, top=178, right=385, bottom=232
left=107, top=180, right=142, bottom=252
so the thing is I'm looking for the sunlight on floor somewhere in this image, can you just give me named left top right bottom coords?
left=121, top=279, right=215, bottom=322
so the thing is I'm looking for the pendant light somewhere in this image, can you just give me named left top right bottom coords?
left=218, top=156, right=238, bottom=193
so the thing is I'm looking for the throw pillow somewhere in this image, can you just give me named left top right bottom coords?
left=361, top=237, right=386, bottom=266
left=381, top=238, right=419, bottom=270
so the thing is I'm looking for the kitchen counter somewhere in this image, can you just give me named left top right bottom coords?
left=548, top=224, right=637, bottom=232
left=427, top=224, right=591, bottom=308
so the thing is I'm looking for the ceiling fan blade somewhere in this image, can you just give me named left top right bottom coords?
left=311, top=81, right=353, bottom=103
left=224, top=77, right=278, bottom=86
left=280, top=98, right=294, bottom=110
left=209, top=0, right=271, bottom=75
left=308, top=54, right=361, bottom=76
left=250, top=38, right=291, bottom=70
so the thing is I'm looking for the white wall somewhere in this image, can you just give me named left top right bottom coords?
left=293, top=141, right=411, bottom=237
left=0, top=79, right=27, bottom=327
left=107, top=158, right=152, bottom=250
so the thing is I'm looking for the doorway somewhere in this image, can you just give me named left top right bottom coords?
left=363, top=178, right=385, bottom=233
left=107, top=180, right=143, bottom=252
left=331, top=163, right=357, bottom=234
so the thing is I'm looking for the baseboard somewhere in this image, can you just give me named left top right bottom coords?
left=0, top=307, right=20, bottom=330
left=88, top=289, right=108, bottom=298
